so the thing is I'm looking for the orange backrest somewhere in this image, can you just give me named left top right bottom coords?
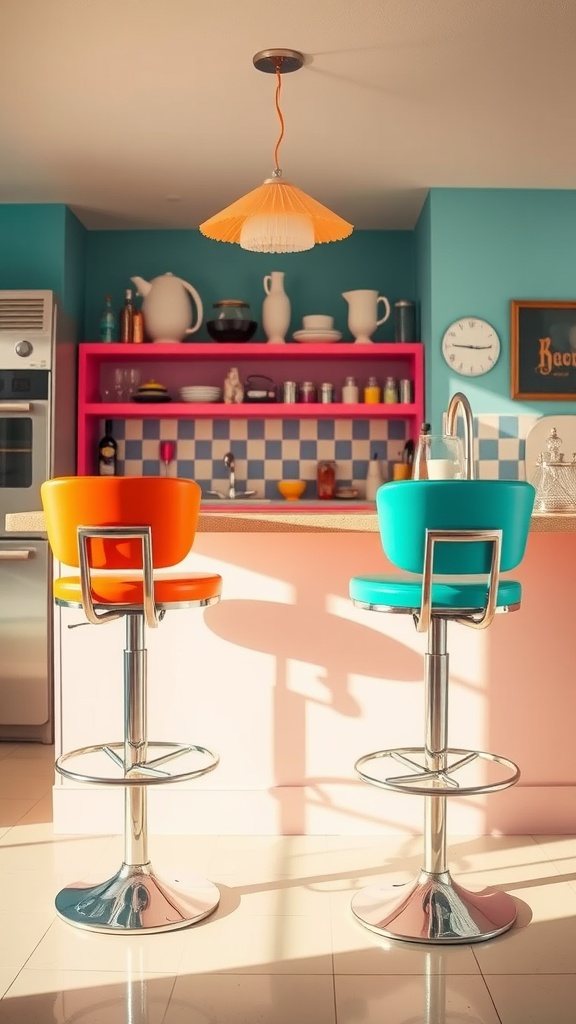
left=41, top=477, right=201, bottom=569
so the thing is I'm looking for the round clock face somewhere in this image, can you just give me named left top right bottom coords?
left=441, top=317, right=501, bottom=377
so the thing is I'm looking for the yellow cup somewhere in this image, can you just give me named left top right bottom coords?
left=392, top=463, right=412, bottom=481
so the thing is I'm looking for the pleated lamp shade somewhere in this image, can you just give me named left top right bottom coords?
left=199, top=176, right=354, bottom=254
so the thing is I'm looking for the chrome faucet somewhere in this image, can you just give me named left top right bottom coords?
left=444, top=391, right=475, bottom=479
left=205, top=451, right=257, bottom=500
left=223, top=451, right=236, bottom=499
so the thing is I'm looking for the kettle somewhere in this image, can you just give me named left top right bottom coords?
left=131, top=272, right=203, bottom=342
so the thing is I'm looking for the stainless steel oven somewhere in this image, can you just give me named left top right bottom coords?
left=0, top=291, right=77, bottom=742
left=0, top=370, right=50, bottom=520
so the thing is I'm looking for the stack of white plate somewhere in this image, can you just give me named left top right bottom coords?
left=180, top=385, right=223, bottom=403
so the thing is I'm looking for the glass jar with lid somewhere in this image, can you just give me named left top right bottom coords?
left=207, top=300, right=257, bottom=342
left=213, top=300, right=251, bottom=321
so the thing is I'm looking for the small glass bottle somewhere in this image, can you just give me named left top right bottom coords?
left=342, top=376, right=359, bottom=403
left=99, top=295, right=116, bottom=343
left=119, top=288, right=134, bottom=343
left=98, top=419, right=117, bottom=476
left=384, top=376, right=399, bottom=403
left=364, top=376, right=381, bottom=404
left=412, top=422, right=431, bottom=480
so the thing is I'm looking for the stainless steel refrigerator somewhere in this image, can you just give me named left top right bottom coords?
left=0, top=290, right=76, bottom=742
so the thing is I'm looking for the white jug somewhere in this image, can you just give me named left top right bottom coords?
left=262, top=271, right=290, bottom=344
left=343, top=289, right=390, bottom=344
left=131, top=272, right=203, bottom=342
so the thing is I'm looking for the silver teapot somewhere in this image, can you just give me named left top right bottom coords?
left=532, top=427, right=576, bottom=513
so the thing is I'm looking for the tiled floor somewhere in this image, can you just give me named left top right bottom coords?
left=0, top=742, right=574, bottom=1023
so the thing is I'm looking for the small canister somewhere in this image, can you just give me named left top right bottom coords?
left=283, top=380, right=298, bottom=403
left=300, top=381, right=317, bottom=403
left=399, top=378, right=413, bottom=403
left=320, top=382, right=334, bottom=403
left=394, top=300, right=416, bottom=343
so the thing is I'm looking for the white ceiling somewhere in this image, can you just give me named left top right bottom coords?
left=1, top=0, right=576, bottom=232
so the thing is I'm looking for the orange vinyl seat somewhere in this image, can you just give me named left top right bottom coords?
left=40, top=476, right=222, bottom=934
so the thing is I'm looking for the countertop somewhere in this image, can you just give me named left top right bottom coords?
left=6, top=507, right=576, bottom=535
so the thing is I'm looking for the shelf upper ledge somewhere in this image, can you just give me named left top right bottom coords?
left=6, top=510, right=576, bottom=536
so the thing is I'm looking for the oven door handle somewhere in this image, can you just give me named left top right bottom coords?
left=0, top=403, right=31, bottom=413
left=0, top=549, right=32, bottom=560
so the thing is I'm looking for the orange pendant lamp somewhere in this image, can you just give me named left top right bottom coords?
left=199, top=48, right=353, bottom=254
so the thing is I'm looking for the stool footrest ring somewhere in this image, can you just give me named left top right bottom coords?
left=56, top=741, right=219, bottom=786
left=354, top=745, right=519, bottom=796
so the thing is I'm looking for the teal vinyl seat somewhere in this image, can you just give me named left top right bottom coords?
left=349, top=479, right=535, bottom=945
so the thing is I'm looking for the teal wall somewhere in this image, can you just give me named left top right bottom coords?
left=83, top=229, right=415, bottom=341
left=422, top=188, right=576, bottom=428
left=0, top=204, right=67, bottom=298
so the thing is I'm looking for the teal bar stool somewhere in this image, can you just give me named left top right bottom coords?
left=349, top=479, right=535, bottom=944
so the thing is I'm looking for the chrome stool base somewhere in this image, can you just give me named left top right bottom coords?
left=55, top=860, right=220, bottom=934
left=351, top=868, right=516, bottom=944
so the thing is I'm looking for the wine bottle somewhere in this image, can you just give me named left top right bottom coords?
left=99, top=295, right=116, bottom=343
left=119, top=288, right=134, bottom=343
left=98, top=419, right=117, bottom=476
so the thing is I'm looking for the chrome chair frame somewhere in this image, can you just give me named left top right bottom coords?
left=351, top=527, right=523, bottom=944
left=54, top=525, right=221, bottom=934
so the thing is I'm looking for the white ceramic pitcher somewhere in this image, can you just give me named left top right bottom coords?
left=262, top=271, right=291, bottom=344
left=343, top=289, right=390, bottom=344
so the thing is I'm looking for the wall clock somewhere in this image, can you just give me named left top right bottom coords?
left=441, top=317, right=501, bottom=376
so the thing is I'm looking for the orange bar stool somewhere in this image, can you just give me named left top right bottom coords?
left=41, top=476, right=222, bottom=934
left=349, top=479, right=535, bottom=944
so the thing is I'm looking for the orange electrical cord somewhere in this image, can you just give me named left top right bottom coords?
left=273, top=62, right=285, bottom=173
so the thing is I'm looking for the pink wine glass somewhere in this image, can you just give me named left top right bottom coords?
left=159, top=440, right=176, bottom=476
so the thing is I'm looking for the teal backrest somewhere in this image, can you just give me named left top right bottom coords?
left=376, top=480, right=535, bottom=575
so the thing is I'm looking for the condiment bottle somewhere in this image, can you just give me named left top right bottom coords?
left=364, top=376, right=381, bottom=403
left=317, top=460, right=336, bottom=499
left=342, top=376, right=359, bottom=403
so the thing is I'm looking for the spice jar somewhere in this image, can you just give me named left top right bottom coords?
left=342, top=376, right=359, bottom=403
left=364, top=376, right=381, bottom=403
left=383, top=376, right=399, bottom=403
left=317, top=460, right=336, bottom=499
left=299, top=381, right=317, bottom=403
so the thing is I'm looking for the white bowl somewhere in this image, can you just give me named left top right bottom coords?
left=302, top=314, right=333, bottom=331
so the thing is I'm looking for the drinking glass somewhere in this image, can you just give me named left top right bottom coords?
left=413, top=434, right=465, bottom=480
left=159, top=440, right=176, bottom=477
left=113, top=367, right=128, bottom=402
left=125, top=368, right=141, bottom=397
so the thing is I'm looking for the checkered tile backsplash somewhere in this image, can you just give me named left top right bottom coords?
left=108, top=413, right=540, bottom=496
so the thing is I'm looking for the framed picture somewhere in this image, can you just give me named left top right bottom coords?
left=511, top=300, right=576, bottom=399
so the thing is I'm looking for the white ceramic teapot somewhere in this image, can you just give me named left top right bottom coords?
left=131, top=272, right=203, bottom=342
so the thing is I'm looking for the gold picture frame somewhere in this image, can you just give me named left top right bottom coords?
left=511, top=299, right=576, bottom=400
